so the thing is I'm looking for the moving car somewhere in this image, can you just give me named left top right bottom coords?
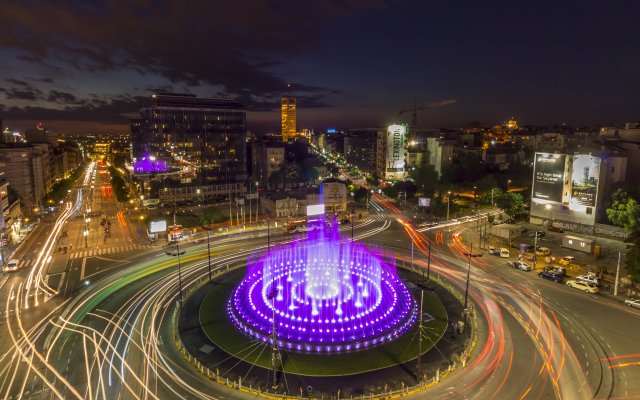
left=2, top=259, right=19, bottom=273
left=535, top=230, right=546, bottom=238
left=488, top=246, right=501, bottom=256
left=576, top=274, right=599, bottom=286
left=538, top=270, right=564, bottom=283
left=624, top=299, right=640, bottom=309
left=499, top=248, right=510, bottom=258
left=566, top=279, right=598, bottom=293
left=559, top=256, right=576, bottom=266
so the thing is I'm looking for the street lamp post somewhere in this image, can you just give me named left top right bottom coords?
left=351, top=208, right=355, bottom=242
left=463, top=243, right=481, bottom=310
left=204, top=225, right=212, bottom=282
left=447, top=191, right=451, bottom=221
left=545, top=204, right=552, bottom=231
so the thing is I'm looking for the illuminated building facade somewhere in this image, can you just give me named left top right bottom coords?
left=281, top=96, right=297, bottom=142
left=131, top=93, right=246, bottom=184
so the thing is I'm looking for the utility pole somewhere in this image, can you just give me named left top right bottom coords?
left=427, top=229, right=432, bottom=281
left=205, top=225, right=212, bottom=282
left=614, top=252, right=621, bottom=296
left=411, top=233, right=414, bottom=271
left=351, top=208, right=354, bottom=242
left=267, top=287, right=280, bottom=389
left=267, top=212, right=271, bottom=254
left=464, top=243, right=473, bottom=310
left=417, top=289, right=424, bottom=371
left=533, top=232, right=538, bottom=271
left=170, top=212, right=184, bottom=305
left=0, top=227, right=6, bottom=268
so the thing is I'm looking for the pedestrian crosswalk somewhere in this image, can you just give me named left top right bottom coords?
left=69, top=244, right=150, bottom=259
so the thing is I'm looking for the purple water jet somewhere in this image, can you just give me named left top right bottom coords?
left=228, top=220, right=417, bottom=353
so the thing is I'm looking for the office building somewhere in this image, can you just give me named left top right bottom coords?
left=281, top=96, right=297, bottom=142
left=131, top=93, right=247, bottom=199
left=0, top=143, right=52, bottom=211
left=345, top=128, right=385, bottom=177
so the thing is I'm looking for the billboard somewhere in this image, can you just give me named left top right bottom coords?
left=149, top=220, right=167, bottom=233
left=532, top=153, right=566, bottom=203
left=306, top=204, right=325, bottom=216
left=570, top=155, right=600, bottom=208
left=418, top=198, right=430, bottom=207
left=385, top=124, right=407, bottom=179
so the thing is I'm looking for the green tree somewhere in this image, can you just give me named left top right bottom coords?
left=301, top=165, right=319, bottom=182
left=475, top=175, right=498, bottom=195
left=495, top=192, right=526, bottom=219
left=200, top=208, right=225, bottom=225
left=366, top=173, right=380, bottom=187
left=282, top=163, right=301, bottom=182
left=626, top=241, right=640, bottom=284
left=410, top=163, right=439, bottom=197
left=606, top=188, right=640, bottom=232
left=353, top=187, right=369, bottom=204
left=268, top=170, right=284, bottom=187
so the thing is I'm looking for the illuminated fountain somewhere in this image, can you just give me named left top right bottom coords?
left=228, top=219, right=417, bottom=353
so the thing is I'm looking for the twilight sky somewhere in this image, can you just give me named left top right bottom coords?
left=1, top=0, right=639, bottom=134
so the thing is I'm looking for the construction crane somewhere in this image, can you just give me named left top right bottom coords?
left=398, top=99, right=457, bottom=128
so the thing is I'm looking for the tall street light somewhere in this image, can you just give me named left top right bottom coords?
left=447, top=191, right=452, bottom=221
left=463, top=243, right=482, bottom=311
left=203, top=224, right=212, bottom=282
left=351, top=208, right=355, bottom=242
left=545, top=204, right=552, bottom=231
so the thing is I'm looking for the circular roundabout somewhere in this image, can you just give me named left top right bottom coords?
left=177, top=223, right=474, bottom=397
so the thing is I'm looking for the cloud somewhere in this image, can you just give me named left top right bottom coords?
left=0, top=86, right=43, bottom=101
left=0, top=1, right=390, bottom=102
left=5, top=78, right=30, bottom=86
left=47, top=90, right=78, bottom=104
left=426, top=99, right=457, bottom=108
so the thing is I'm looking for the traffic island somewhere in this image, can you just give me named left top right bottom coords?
left=177, top=266, right=475, bottom=399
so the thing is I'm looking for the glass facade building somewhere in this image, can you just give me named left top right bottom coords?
left=131, top=93, right=247, bottom=184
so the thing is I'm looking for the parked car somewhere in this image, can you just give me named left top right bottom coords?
left=535, top=230, right=546, bottom=238
left=488, top=246, right=501, bottom=256
left=508, top=261, right=532, bottom=271
left=576, top=274, right=599, bottom=286
left=536, top=247, right=551, bottom=256
left=538, top=270, right=564, bottom=283
left=566, top=279, right=598, bottom=293
left=549, top=226, right=564, bottom=233
left=499, top=248, right=510, bottom=258
left=558, top=256, right=576, bottom=266
left=624, top=299, right=640, bottom=309
left=520, top=227, right=529, bottom=234
left=2, top=259, right=19, bottom=273
left=544, top=266, right=566, bottom=277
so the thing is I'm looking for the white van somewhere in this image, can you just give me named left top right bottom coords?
left=499, top=248, right=510, bottom=258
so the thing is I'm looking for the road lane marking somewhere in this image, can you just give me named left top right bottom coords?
left=80, top=257, right=87, bottom=279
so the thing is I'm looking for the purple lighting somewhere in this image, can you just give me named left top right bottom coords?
left=228, top=220, right=417, bottom=353
left=133, top=152, right=169, bottom=173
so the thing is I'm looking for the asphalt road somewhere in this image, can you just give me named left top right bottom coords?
left=0, top=187, right=639, bottom=399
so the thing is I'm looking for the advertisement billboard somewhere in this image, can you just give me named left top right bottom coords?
left=149, top=220, right=167, bottom=233
left=532, top=153, right=566, bottom=203
left=306, top=204, right=325, bottom=216
left=385, top=124, right=407, bottom=179
left=418, top=198, right=430, bottom=207
left=570, top=155, right=600, bottom=208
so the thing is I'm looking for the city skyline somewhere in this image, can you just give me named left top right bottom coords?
left=1, top=0, right=640, bottom=134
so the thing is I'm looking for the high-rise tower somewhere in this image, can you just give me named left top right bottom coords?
left=281, top=96, right=297, bottom=142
